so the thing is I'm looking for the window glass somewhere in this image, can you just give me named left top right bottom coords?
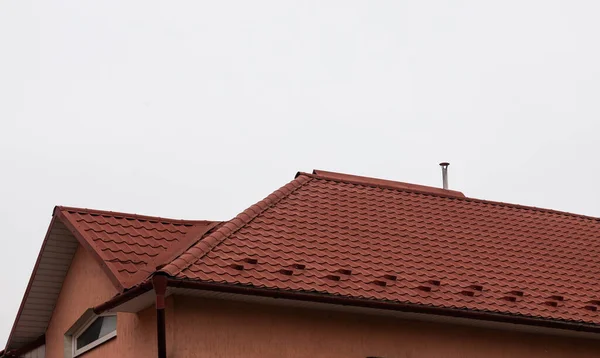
left=76, top=315, right=117, bottom=349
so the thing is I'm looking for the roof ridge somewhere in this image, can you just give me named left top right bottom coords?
left=306, top=170, right=465, bottom=198
left=306, top=170, right=600, bottom=222
left=54, top=206, right=213, bottom=224
left=160, top=175, right=313, bottom=276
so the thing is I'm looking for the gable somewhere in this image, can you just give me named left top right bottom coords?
left=4, top=207, right=219, bottom=353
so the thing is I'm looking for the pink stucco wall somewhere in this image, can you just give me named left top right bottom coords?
left=43, top=244, right=156, bottom=358
left=43, top=244, right=173, bottom=358
left=169, top=295, right=600, bottom=358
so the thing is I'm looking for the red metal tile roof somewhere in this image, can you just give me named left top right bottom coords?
left=161, top=170, right=600, bottom=325
left=55, top=206, right=219, bottom=289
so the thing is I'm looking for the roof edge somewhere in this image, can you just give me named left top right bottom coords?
left=160, top=175, right=314, bottom=276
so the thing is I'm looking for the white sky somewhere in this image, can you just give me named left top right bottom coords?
left=1, top=0, right=600, bottom=348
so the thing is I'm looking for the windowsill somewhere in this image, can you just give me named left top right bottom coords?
left=73, top=331, right=117, bottom=357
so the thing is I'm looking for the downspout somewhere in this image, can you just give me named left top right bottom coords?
left=152, top=274, right=168, bottom=358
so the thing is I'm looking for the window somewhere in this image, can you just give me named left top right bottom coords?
left=72, top=314, right=117, bottom=356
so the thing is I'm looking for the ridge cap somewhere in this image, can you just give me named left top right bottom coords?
left=306, top=170, right=466, bottom=198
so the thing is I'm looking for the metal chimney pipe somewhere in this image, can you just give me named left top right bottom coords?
left=439, top=162, right=449, bottom=189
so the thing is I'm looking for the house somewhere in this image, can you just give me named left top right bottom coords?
left=2, top=169, right=600, bottom=358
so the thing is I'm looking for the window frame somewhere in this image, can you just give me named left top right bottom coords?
left=71, top=313, right=117, bottom=357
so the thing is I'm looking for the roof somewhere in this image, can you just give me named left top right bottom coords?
left=161, top=169, right=600, bottom=326
left=7, top=168, right=600, bottom=354
left=4, top=207, right=218, bottom=353
left=55, top=206, right=219, bottom=289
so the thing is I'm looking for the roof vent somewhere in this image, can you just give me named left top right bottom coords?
left=417, top=279, right=441, bottom=293
left=291, top=263, right=306, bottom=270
left=502, top=290, right=524, bottom=302
left=545, top=295, right=564, bottom=307
left=279, top=268, right=294, bottom=276
left=469, top=284, right=484, bottom=292
left=508, top=290, right=524, bottom=297
left=243, top=258, right=258, bottom=265
left=460, top=284, right=484, bottom=297
left=417, top=285, right=432, bottom=292
left=338, top=269, right=352, bottom=275
left=372, top=280, right=387, bottom=287
left=439, top=162, right=450, bottom=190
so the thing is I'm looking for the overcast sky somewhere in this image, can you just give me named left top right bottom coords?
left=1, top=0, right=600, bottom=348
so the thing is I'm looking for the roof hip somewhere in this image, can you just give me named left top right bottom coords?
left=160, top=174, right=314, bottom=276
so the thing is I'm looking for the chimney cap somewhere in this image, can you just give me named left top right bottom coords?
left=439, top=162, right=450, bottom=167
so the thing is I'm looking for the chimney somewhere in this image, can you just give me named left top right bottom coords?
left=439, top=162, right=449, bottom=190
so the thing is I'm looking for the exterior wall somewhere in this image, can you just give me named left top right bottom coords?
left=171, top=295, right=600, bottom=358
left=44, top=245, right=118, bottom=358
left=42, top=244, right=175, bottom=358
left=107, top=297, right=176, bottom=358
